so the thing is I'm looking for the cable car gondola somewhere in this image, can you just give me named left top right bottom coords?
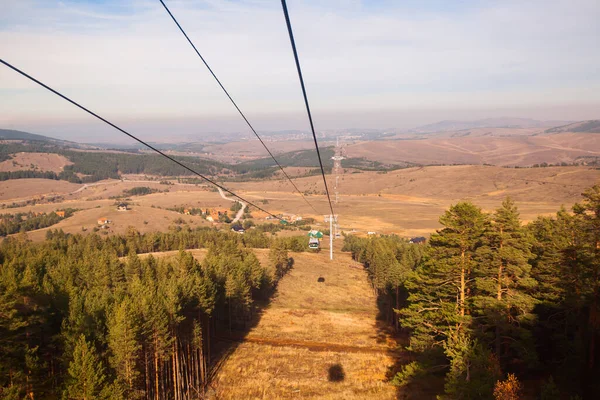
left=308, top=230, right=323, bottom=250
left=308, top=237, right=320, bottom=250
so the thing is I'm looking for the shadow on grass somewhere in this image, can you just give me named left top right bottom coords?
left=206, top=256, right=294, bottom=390
left=328, top=363, right=346, bottom=382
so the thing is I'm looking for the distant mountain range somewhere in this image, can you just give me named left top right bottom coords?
left=0, top=128, right=64, bottom=142
left=0, top=128, right=93, bottom=148
left=2, top=118, right=598, bottom=150
left=408, top=118, right=575, bottom=133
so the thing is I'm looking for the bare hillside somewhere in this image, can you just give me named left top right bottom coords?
left=345, top=133, right=600, bottom=166
left=0, top=152, right=73, bottom=173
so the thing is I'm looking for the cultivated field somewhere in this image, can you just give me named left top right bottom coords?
left=211, top=248, right=406, bottom=399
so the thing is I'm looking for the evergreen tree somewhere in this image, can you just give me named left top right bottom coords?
left=269, top=240, right=290, bottom=280
left=107, top=297, right=141, bottom=397
left=402, top=202, right=487, bottom=350
left=572, top=185, right=600, bottom=370
left=64, top=335, right=105, bottom=400
left=474, top=198, right=537, bottom=365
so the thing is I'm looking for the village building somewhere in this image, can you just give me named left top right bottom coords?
left=231, top=225, right=245, bottom=234
left=98, top=217, right=110, bottom=225
left=117, top=203, right=129, bottom=211
left=55, top=210, right=65, bottom=218
left=409, top=237, right=427, bottom=244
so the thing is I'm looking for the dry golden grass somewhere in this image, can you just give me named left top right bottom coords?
left=19, top=203, right=212, bottom=241
left=3, top=165, right=599, bottom=241
left=212, top=344, right=395, bottom=400
left=345, top=133, right=600, bottom=166
left=0, top=179, right=80, bottom=201
left=212, top=250, right=399, bottom=399
left=0, top=152, right=72, bottom=173
left=119, top=249, right=208, bottom=263
left=228, top=165, right=600, bottom=235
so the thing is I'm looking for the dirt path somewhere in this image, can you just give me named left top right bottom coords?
left=212, top=249, right=399, bottom=399
left=216, top=335, right=404, bottom=355
left=217, top=187, right=246, bottom=223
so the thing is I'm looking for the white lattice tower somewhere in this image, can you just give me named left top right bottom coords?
left=331, top=136, right=345, bottom=204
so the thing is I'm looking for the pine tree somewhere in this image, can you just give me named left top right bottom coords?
left=107, top=297, right=141, bottom=397
left=474, top=198, right=537, bottom=364
left=572, top=185, right=600, bottom=369
left=442, top=329, right=501, bottom=400
left=402, top=202, right=487, bottom=350
left=64, top=334, right=105, bottom=400
left=269, top=240, right=289, bottom=280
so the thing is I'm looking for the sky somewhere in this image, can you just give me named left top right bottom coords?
left=1, top=0, right=599, bottom=143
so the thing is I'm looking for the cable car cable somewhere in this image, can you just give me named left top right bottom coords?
left=279, top=0, right=335, bottom=217
left=0, top=58, right=287, bottom=222
left=158, top=0, right=322, bottom=216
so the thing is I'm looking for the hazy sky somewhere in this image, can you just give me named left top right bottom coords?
left=1, top=0, right=599, bottom=142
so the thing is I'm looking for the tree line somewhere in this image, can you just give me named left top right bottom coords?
left=343, top=185, right=600, bottom=398
left=0, top=209, right=76, bottom=237
left=0, top=227, right=298, bottom=399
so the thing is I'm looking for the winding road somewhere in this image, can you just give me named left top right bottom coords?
left=217, top=187, right=246, bottom=223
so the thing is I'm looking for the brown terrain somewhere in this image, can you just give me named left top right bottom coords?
left=2, top=164, right=598, bottom=241
left=345, top=132, right=600, bottom=166
left=136, top=128, right=600, bottom=167
left=0, top=152, right=72, bottom=172
left=211, top=247, right=405, bottom=399
left=189, top=140, right=325, bottom=163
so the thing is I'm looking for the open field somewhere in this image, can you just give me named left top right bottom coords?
left=149, top=129, right=599, bottom=167
left=199, top=140, right=331, bottom=162
left=2, top=165, right=598, bottom=241
left=0, top=152, right=72, bottom=172
left=229, top=165, right=600, bottom=234
left=0, top=178, right=81, bottom=201
left=211, top=249, right=407, bottom=399
left=345, top=132, right=600, bottom=166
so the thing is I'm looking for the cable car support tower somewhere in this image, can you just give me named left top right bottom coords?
left=330, top=137, right=345, bottom=244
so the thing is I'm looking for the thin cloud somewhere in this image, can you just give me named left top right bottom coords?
left=0, top=0, right=598, bottom=141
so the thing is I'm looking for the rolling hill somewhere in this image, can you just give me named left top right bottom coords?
left=408, top=118, right=573, bottom=133
left=0, top=129, right=84, bottom=146
left=545, top=120, right=600, bottom=133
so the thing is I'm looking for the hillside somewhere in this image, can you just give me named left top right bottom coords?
left=0, top=152, right=72, bottom=173
left=408, top=118, right=572, bottom=133
left=545, top=120, right=600, bottom=133
left=0, top=128, right=63, bottom=142
left=344, top=132, right=600, bottom=166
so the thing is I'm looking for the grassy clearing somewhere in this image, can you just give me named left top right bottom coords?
left=212, top=249, right=399, bottom=399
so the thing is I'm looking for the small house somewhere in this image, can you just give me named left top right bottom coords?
left=206, top=216, right=214, bottom=222
left=55, top=210, right=65, bottom=218
left=231, top=226, right=245, bottom=234
left=183, top=209, right=191, bottom=215
left=98, top=217, right=109, bottom=225
left=409, top=237, right=426, bottom=244
left=117, top=203, right=128, bottom=211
